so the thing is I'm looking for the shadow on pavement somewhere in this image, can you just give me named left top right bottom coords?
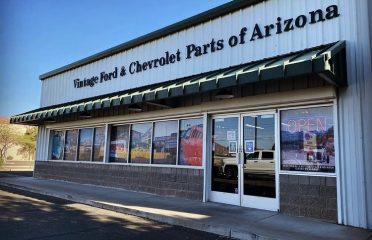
left=0, top=185, right=228, bottom=240
left=0, top=171, right=33, bottom=178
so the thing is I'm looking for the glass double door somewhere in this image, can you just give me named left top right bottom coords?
left=209, top=112, right=278, bottom=211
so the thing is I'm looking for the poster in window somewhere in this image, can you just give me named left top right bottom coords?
left=179, top=118, right=203, bottom=166
left=229, top=141, right=237, bottom=153
left=109, top=125, right=129, bottom=162
left=78, top=128, right=93, bottom=161
left=153, top=121, right=178, bottom=165
left=226, top=130, right=236, bottom=141
left=64, top=129, right=78, bottom=160
left=130, top=123, right=152, bottom=164
left=51, top=131, right=64, bottom=160
left=244, top=140, right=255, bottom=154
left=93, top=127, right=105, bottom=162
left=280, top=106, right=335, bottom=173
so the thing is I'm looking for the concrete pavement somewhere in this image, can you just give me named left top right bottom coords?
left=0, top=173, right=371, bottom=240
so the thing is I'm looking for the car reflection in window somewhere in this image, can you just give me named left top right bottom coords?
left=245, top=150, right=275, bottom=175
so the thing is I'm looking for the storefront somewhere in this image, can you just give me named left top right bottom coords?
left=11, top=0, right=372, bottom=229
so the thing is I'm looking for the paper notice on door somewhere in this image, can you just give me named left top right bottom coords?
left=227, top=131, right=236, bottom=141
left=245, top=140, right=255, bottom=153
left=229, top=141, right=237, bottom=153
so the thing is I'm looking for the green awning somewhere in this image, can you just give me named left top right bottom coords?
left=11, top=41, right=346, bottom=124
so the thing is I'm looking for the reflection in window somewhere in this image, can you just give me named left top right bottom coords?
left=243, top=114, right=275, bottom=198
left=179, top=118, right=203, bottom=166
left=93, top=127, right=105, bottom=162
left=152, top=121, right=178, bottom=165
left=64, top=129, right=78, bottom=160
left=109, top=125, right=129, bottom=162
left=211, top=117, right=239, bottom=193
left=78, top=128, right=93, bottom=161
left=51, top=131, right=64, bottom=160
left=130, top=123, right=152, bottom=164
left=281, top=106, right=335, bottom=173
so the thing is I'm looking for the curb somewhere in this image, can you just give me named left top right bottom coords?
left=0, top=181, right=274, bottom=240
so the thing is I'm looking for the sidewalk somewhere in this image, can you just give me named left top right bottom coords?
left=0, top=174, right=371, bottom=240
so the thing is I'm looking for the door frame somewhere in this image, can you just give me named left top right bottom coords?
left=208, top=114, right=241, bottom=206
left=207, top=110, right=279, bottom=211
left=239, top=111, right=279, bottom=211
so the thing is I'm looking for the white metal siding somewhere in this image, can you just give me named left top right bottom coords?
left=36, top=126, right=48, bottom=161
left=40, top=0, right=343, bottom=107
left=335, top=0, right=372, bottom=229
left=367, top=0, right=372, bottom=230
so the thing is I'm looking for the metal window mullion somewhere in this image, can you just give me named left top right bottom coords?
left=176, top=120, right=180, bottom=166
left=47, top=129, right=52, bottom=160
left=90, top=128, right=95, bottom=162
left=75, top=129, right=80, bottom=161
left=103, top=124, right=110, bottom=163
left=150, top=122, right=154, bottom=164
left=62, top=130, right=66, bottom=160
left=202, top=113, right=210, bottom=203
left=127, top=124, right=131, bottom=164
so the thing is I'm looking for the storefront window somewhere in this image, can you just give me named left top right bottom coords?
left=109, top=125, right=129, bottom=162
left=93, top=127, right=105, bottom=162
left=50, top=130, right=64, bottom=160
left=280, top=106, right=335, bottom=173
left=77, top=128, right=93, bottom=161
left=152, top=121, right=178, bottom=165
left=179, top=118, right=203, bottom=166
left=64, top=129, right=78, bottom=160
left=130, top=123, right=152, bottom=164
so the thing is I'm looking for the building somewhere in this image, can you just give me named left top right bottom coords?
left=11, top=0, right=372, bottom=229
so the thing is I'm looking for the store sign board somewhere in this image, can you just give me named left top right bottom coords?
left=72, top=5, right=340, bottom=89
left=41, top=0, right=344, bottom=107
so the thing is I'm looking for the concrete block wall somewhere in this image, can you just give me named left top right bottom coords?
left=34, top=161, right=204, bottom=200
left=280, top=174, right=337, bottom=222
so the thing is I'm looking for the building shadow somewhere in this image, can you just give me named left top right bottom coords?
left=0, top=185, right=227, bottom=240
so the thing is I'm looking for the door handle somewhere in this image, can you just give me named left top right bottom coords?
left=237, top=151, right=243, bottom=165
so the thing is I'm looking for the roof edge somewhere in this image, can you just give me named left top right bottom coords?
left=39, top=0, right=265, bottom=80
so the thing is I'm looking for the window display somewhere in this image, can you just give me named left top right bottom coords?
left=93, top=127, right=105, bottom=162
left=280, top=106, right=335, bottom=173
left=179, top=118, right=203, bottom=166
left=78, top=128, right=93, bottom=161
left=109, top=125, right=129, bottom=162
left=152, top=121, right=178, bottom=165
left=64, top=129, right=78, bottom=160
left=49, top=117, right=205, bottom=167
left=51, top=131, right=64, bottom=160
left=130, top=123, right=152, bottom=164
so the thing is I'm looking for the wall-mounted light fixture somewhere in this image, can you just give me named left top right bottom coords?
left=128, top=104, right=143, bottom=112
left=215, top=89, right=235, bottom=99
left=79, top=112, right=92, bottom=119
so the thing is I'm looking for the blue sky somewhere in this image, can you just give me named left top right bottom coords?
left=0, top=0, right=230, bottom=117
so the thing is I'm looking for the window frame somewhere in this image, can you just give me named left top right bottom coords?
left=91, top=126, right=106, bottom=162
left=48, top=125, right=106, bottom=163
left=109, top=124, right=131, bottom=163
left=278, top=104, right=337, bottom=177
left=77, top=127, right=94, bottom=162
left=46, top=116, right=204, bottom=169
left=178, top=117, right=204, bottom=167
left=151, top=119, right=179, bottom=165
